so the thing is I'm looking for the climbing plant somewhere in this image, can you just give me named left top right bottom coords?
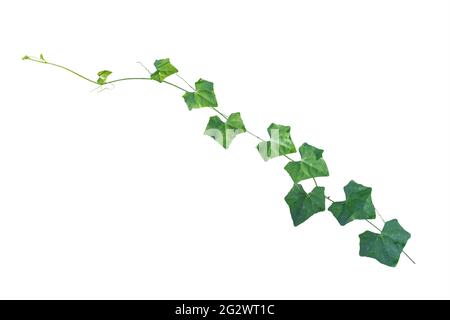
left=23, top=54, right=414, bottom=267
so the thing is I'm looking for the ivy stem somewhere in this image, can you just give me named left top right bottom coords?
left=401, top=251, right=416, bottom=265
left=283, top=155, right=295, bottom=161
left=312, top=177, right=318, bottom=187
left=176, top=74, right=195, bottom=91
left=26, top=56, right=157, bottom=86
left=25, top=57, right=98, bottom=84
left=211, top=107, right=229, bottom=120
left=25, top=56, right=414, bottom=265
left=246, top=131, right=265, bottom=142
left=365, top=219, right=382, bottom=233
left=375, top=207, right=386, bottom=224
left=106, top=77, right=152, bottom=84
left=162, top=80, right=189, bottom=92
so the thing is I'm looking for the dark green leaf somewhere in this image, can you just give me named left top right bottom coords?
left=40, top=53, right=46, bottom=62
left=22, top=55, right=30, bottom=60
left=328, top=180, right=376, bottom=226
left=284, top=185, right=325, bottom=226
left=97, top=70, right=112, bottom=85
left=183, top=79, right=218, bottom=110
left=204, top=112, right=246, bottom=149
left=150, top=58, right=178, bottom=82
left=284, top=143, right=329, bottom=183
left=359, top=219, right=411, bottom=267
left=257, top=123, right=296, bottom=161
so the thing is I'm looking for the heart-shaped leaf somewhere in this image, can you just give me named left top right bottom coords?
left=150, top=58, right=178, bottom=82
left=204, top=112, right=246, bottom=149
left=328, top=180, right=376, bottom=226
left=284, top=143, right=329, bottom=183
left=359, top=219, right=411, bottom=267
left=183, top=79, right=218, bottom=110
left=257, top=123, right=296, bottom=161
left=284, top=185, right=325, bottom=226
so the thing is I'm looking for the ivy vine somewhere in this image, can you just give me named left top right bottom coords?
left=23, top=54, right=415, bottom=267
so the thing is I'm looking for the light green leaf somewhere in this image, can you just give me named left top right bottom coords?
left=97, top=70, right=112, bottom=85
left=204, top=112, right=246, bottom=149
left=150, top=58, right=178, bottom=82
left=40, top=53, right=46, bottom=62
left=183, top=79, right=218, bottom=110
left=257, top=123, right=296, bottom=161
left=284, top=185, right=325, bottom=226
left=328, top=180, right=376, bottom=226
left=359, top=219, right=411, bottom=267
left=22, top=55, right=30, bottom=60
left=284, top=143, right=329, bottom=183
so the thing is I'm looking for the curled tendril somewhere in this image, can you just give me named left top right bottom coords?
left=91, top=83, right=116, bottom=93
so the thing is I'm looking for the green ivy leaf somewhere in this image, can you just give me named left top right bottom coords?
left=284, top=185, right=325, bottom=226
left=284, top=143, right=329, bottom=183
left=150, top=58, right=178, bottom=82
left=97, top=70, right=112, bottom=85
left=328, top=180, right=376, bottom=226
left=359, top=219, right=411, bottom=267
left=204, top=112, right=246, bottom=149
left=257, top=123, right=296, bottom=161
left=183, top=79, right=218, bottom=110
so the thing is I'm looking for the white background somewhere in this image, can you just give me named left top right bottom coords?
left=0, top=0, right=449, bottom=299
